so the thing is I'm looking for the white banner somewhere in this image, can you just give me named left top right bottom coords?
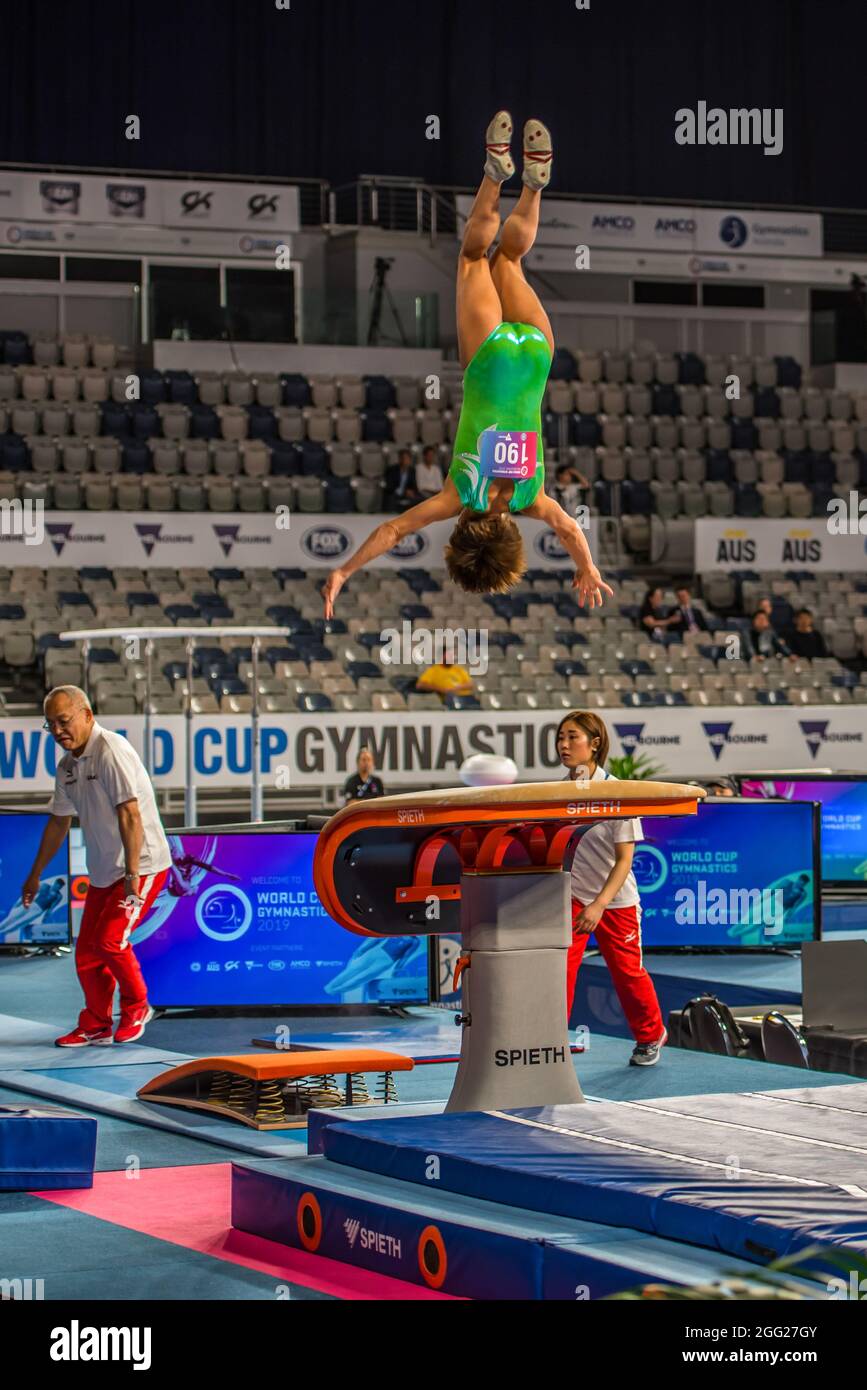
left=0, top=219, right=292, bottom=261
left=456, top=196, right=823, bottom=259
left=694, top=519, right=867, bottom=572
left=0, top=512, right=597, bottom=571
left=0, top=172, right=300, bottom=233
left=2, top=705, right=864, bottom=793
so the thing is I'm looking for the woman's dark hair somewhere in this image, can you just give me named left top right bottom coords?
left=555, top=710, right=610, bottom=768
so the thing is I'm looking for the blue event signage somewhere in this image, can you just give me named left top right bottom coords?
left=0, top=814, right=70, bottom=945
left=479, top=429, right=538, bottom=480
left=631, top=801, right=817, bottom=948
left=740, top=779, right=867, bottom=886
left=132, top=831, right=428, bottom=1007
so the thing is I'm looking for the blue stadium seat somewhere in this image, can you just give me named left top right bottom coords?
left=811, top=485, right=834, bottom=516
left=347, top=661, right=380, bottom=681
left=190, top=404, right=220, bottom=439
left=774, top=356, right=802, bottom=389
left=734, top=485, right=762, bottom=517
left=247, top=405, right=277, bottom=440
left=264, top=645, right=300, bottom=665
left=3, top=331, right=30, bottom=367
left=620, top=659, right=652, bottom=677
left=677, top=352, right=706, bottom=386
left=101, top=402, right=130, bottom=437
left=783, top=451, right=809, bottom=484
left=129, top=404, right=160, bottom=440
left=706, top=451, right=733, bottom=484
left=281, top=374, right=313, bottom=408
left=549, top=347, right=577, bottom=381
left=140, top=371, right=167, bottom=406
left=0, top=433, right=29, bottom=471
left=87, top=648, right=120, bottom=665
left=543, top=411, right=560, bottom=448
left=620, top=691, right=656, bottom=707
left=164, top=604, right=200, bottom=623
left=300, top=441, right=329, bottom=477
left=212, top=676, right=248, bottom=697
left=58, top=592, right=92, bottom=607
left=623, top=481, right=652, bottom=514
left=756, top=690, right=790, bottom=706
left=269, top=442, right=301, bottom=475
left=361, top=411, right=392, bottom=442
left=364, top=376, right=397, bottom=411
left=400, top=604, right=432, bottom=621
left=126, top=591, right=159, bottom=608
left=80, top=567, right=113, bottom=582
left=810, top=453, right=834, bottom=485
left=121, top=440, right=150, bottom=473
left=164, top=370, right=197, bottom=405
left=443, top=694, right=481, bottom=710
left=754, top=387, right=780, bottom=418
left=655, top=691, right=688, bottom=706
left=731, top=419, right=758, bottom=450
left=554, top=660, right=589, bottom=678
left=651, top=385, right=679, bottom=417
left=298, top=693, right=333, bottom=712
left=265, top=606, right=301, bottom=625
left=325, top=480, right=355, bottom=511
left=570, top=413, right=601, bottom=447
left=0, top=604, right=26, bottom=620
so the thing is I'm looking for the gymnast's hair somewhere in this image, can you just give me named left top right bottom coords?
left=444, top=511, right=527, bottom=594
left=555, top=710, right=610, bottom=768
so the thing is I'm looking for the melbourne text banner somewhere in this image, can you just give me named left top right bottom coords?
left=3, top=706, right=863, bottom=793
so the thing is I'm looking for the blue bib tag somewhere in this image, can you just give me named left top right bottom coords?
left=479, top=429, right=538, bottom=480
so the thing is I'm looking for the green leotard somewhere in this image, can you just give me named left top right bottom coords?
left=450, top=321, right=552, bottom=513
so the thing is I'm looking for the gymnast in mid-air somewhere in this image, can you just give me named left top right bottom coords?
left=323, top=112, right=613, bottom=616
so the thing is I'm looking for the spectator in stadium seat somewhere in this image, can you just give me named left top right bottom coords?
left=702, top=776, right=738, bottom=797
left=755, top=597, right=777, bottom=626
left=638, top=586, right=679, bottom=641
left=416, top=446, right=445, bottom=498
left=745, top=610, right=794, bottom=661
left=667, top=584, right=712, bottom=636
left=384, top=449, right=421, bottom=511
left=553, top=462, right=590, bottom=517
left=784, top=608, right=828, bottom=661
left=416, top=659, right=475, bottom=700
left=343, top=747, right=385, bottom=803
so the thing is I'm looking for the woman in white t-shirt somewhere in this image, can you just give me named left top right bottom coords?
left=557, top=709, right=667, bottom=1066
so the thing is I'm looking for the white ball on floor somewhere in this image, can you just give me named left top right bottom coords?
left=459, top=754, right=519, bottom=787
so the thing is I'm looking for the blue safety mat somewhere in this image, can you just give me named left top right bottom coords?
left=0, top=1064, right=307, bottom=1157
left=321, top=1085, right=867, bottom=1269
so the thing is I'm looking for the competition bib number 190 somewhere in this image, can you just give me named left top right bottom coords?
left=480, top=430, right=538, bottom=479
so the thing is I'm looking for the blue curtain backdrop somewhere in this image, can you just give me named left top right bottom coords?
left=0, top=0, right=858, bottom=208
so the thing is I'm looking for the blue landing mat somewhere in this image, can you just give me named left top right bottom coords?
left=320, top=1085, right=867, bottom=1271
left=231, top=1153, right=824, bottom=1300
left=0, top=1064, right=307, bottom=1158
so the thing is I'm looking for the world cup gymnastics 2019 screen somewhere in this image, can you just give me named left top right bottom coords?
left=738, top=778, right=867, bottom=886
left=0, top=814, right=70, bottom=946
left=133, top=832, right=428, bottom=1007
left=632, top=801, right=819, bottom=949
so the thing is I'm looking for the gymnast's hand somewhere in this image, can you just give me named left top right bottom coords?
left=574, top=899, right=604, bottom=935
left=572, top=565, right=614, bottom=609
left=322, top=568, right=346, bottom=619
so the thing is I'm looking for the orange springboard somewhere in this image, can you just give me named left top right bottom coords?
left=138, top=1049, right=414, bottom=1095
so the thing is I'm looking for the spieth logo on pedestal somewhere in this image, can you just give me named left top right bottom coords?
left=195, top=884, right=253, bottom=942
left=799, top=720, right=864, bottom=760
left=301, top=525, right=353, bottom=562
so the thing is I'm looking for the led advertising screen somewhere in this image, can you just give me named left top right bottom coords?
left=631, top=800, right=819, bottom=949
left=133, top=832, right=429, bottom=1007
left=739, top=777, right=867, bottom=887
left=0, top=813, right=70, bottom=946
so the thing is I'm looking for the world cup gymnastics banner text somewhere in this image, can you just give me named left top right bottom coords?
left=0, top=512, right=597, bottom=570
left=694, top=519, right=867, bottom=573
left=2, top=706, right=863, bottom=793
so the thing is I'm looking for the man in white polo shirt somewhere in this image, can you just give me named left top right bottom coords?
left=22, top=685, right=172, bottom=1047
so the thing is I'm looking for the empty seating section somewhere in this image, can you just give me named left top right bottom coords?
left=0, top=336, right=865, bottom=520
left=0, top=565, right=864, bottom=718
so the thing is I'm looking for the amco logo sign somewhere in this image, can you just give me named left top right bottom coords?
left=301, top=526, right=353, bottom=561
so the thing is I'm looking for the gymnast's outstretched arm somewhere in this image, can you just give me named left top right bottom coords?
left=322, top=483, right=463, bottom=617
left=523, top=492, right=614, bottom=608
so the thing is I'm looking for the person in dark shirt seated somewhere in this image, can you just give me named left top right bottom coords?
left=744, top=610, right=794, bottom=661
left=666, top=584, right=712, bottom=636
left=784, top=608, right=828, bottom=661
left=384, top=449, right=421, bottom=511
left=638, top=586, right=679, bottom=641
left=342, top=747, right=385, bottom=803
